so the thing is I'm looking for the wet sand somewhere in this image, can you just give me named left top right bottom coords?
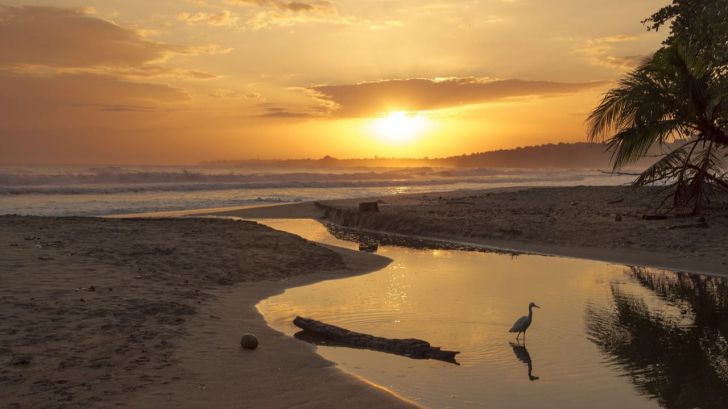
left=213, top=186, right=728, bottom=275
left=0, top=216, right=410, bottom=408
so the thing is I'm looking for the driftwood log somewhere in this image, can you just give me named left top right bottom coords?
left=293, top=316, right=459, bottom=364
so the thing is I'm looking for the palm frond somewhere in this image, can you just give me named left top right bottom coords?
left=634, top=143, right=692, bottom=186
left=587, top=43, right=728, bottom=213
left=608, top=120, right=681, bottom=169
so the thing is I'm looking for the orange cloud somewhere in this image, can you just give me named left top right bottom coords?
left=310, top=77, right=605, bottom=117
left=0, top=5, right=226, bottom=76
left=222, top=0, right=350, bottom=29
left=0, top=6, right=177, bottom=68
left=576, top=35, right=647, bottom=71
left=0, top=6, right=195, bottom=132
left=177, top=10, right=240, bottom=27
left=0, top=71, right=189, bottom=127
left=231, top=0, right=336, bottom=14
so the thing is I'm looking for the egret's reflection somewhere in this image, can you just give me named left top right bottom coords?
left=509, top=342, right=539, bottom=381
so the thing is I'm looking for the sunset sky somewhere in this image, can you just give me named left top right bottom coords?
left=0, top=0, right=668, bottom=164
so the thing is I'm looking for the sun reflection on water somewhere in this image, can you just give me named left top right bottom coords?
left=257, top=219, right=728, bottom=409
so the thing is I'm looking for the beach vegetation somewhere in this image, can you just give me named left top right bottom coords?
left=588, top=0, right=728, bottom=214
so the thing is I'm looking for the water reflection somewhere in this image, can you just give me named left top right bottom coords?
left=586, top=267, right=728, bottom=409
left=258, top=219, right=728, bottom=409
left=509, top=342, right=539, bottom=381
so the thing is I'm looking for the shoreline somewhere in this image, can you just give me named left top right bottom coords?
left=5, top=184, right=724, bottom=407
left=120, top=243, right=415, bottom=409
left=99, top=185, right=727, bottom=406
left=319, top=222, right=725, bottom=277
left=202, top=194, right=727, bottom=277
left=0, top=215, right=412, bottom=408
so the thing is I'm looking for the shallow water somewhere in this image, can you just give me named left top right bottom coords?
left=257, top=219, right=728, bottom=409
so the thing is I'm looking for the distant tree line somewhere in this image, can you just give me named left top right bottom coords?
left=203, top=142, right=662, bottom=170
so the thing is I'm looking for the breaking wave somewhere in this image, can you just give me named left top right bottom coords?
left=0, top=166, right=592, bottom=195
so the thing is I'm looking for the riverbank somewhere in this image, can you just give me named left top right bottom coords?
left=318, top=186, right=728, bottom=275
left=0, top=215, right=410, bottom=408
left=211, top=186, right=728, bottom=275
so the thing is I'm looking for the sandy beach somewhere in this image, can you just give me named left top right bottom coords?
left=0, top=215, right=410, bottom=409
left=3, top=185, right=727, bottom=408
left=303, top=186, right=728, bottom=275
left=212, top=186, right=728, bottom=276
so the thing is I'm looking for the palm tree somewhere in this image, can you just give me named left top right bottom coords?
left=587, top=44, right=728, bottom=214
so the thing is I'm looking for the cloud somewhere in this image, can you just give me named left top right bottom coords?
left=230, top=0, right=336, bottom=14
left=0, top=6, right=176, bottom=68
left=177, top=10, right=239, bottom=27
left=222, top=0, right=352, bottom=29
left=593, top=34, right=639, bottom=44
left=3, top=64, right=220, bottom=80
left=0, top=5, right=229, bottom=71
left=1, top=71, right=188, bottom=107
left=182, top=0, right=392, bottom=30
left=0, top=70, right=189, bottom=130
left=209, top=89, right=263, bottom=100
left=244, top=10, right=348, bottom=29
left=258, top=105, right=316, bottom=118
left=0, top=5, right=210, bottom=134
left=310, top=77, right=605, bottom=117
left=596, top=55, right=647, bottom=71
left=576, top=35, right=646, bottom=71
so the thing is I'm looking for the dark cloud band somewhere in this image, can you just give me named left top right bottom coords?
left=311, top=78, right=605, bottom=117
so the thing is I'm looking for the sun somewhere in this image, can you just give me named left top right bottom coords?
left=370, top=111, right=429, bottom=144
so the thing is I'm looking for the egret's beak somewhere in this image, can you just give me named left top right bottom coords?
left=534, top=304, right=541, bottom=309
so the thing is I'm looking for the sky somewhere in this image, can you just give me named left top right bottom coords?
left=0, top=0, right=669, bottom=164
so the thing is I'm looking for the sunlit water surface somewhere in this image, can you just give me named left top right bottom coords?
left=257, top=219, right=728, bottom=409
left=0, top=165, right=632, bottom=216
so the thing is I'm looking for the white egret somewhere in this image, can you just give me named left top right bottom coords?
left=509, top=302, right=541, bottom=342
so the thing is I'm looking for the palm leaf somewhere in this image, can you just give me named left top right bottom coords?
left=587, top=43, right=728, bottom=213
left=608, top=120, right=681, bottom=169
left=635, top=143, right=691, bottom=186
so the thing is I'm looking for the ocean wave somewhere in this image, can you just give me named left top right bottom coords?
left=0, top=166, right=597, bottom=195
left=0, top=176, right=588, bottom=195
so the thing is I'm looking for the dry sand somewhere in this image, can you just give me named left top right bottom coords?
left=302, top=186, right=728, bottom=276
left=0, top=216, right=411, bottom=409
left=212, top=186, right=728, bottom=276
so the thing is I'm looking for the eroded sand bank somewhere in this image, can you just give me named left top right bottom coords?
left=213, top=186, right=728, bottom=275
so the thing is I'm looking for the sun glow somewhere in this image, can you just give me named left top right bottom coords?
left=370, top=111, right=429, bottom=144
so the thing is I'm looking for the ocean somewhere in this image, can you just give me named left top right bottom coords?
left=0, top=165, right=634, bottom=216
